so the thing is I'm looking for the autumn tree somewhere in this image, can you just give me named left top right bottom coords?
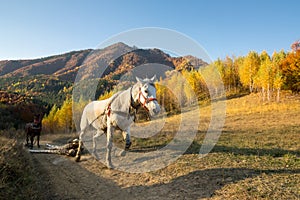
left=256, top=51, right=273, bottom=101
left=239, top=51, right=260, bottom=92
left=42, top=104, right=58, bottom=133
left=156, top=76, right=180, bottom=114
left=232, top=56, right=244, bottom=92
left=280, top=50, right=300, bottom=92
left=272, top=50, right=286, bottom=102
left=56, top=98, right=74, bottom=133
left=291, top=40, right=300, bottom=52
left=182, top=70, right=207, bottom=101
left=220, top=56, right=241, bottom=93
left=42, top=98, right=75, bottom=133
left=200, top=63, right=223, bottom=96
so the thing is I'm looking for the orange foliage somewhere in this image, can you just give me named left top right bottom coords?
left=280, top=50, right=300, bottom=92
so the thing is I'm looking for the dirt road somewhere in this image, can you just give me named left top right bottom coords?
left=29, top=140, right=237, bottom=200
left=30, top=152, right=133, bottom=200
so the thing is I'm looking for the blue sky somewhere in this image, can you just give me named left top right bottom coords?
left=0, top=0, right=299, bottom=61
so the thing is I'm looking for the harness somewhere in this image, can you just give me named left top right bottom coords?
left=85, top=85, right=158, bottom=130
left=106, top=86, right=157, bottom=118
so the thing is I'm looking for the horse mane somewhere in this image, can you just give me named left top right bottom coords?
left=110, top=87, right=133, bottom=114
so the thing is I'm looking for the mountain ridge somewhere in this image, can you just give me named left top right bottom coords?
left=0, top=42, right=207, bottom=80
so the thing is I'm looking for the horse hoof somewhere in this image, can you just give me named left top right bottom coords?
left=93, top=152, right=100, bottom=160
left=75, top=155, right=81, bottom=162
left=125, top=142, right=132, bottom=150
left=119, top=150, right=126, bottom=157
left=107, top=163, right=114, bottom=169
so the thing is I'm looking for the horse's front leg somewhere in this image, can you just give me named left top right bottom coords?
left=30, top=135, right=34, bottom=149
left=106, top=124, right=114, bottom=169
left=37, top=134, right=40, bottom=148
left=119, top=128, right=131, bottom=157
left=122, top=127, right=132, bottom=150
left=26, top=131, right=29, bottom=147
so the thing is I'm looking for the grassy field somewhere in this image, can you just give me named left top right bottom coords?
left=91, top=92, right=300, bottom=199
left=0, top=92, right=299, bottom=199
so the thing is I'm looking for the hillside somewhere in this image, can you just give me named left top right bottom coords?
left=0, top=42, right=207, bottom=129
left=0, top=50, right=92, bottom=79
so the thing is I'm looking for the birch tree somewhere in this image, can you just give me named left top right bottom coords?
left=257, top=51, right=273, bottom=101
left=272, top=50, right=286, bottom=102
left=239, top=51, right=260, bottom=92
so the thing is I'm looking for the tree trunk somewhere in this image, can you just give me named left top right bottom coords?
left=267, top=83, right=270, bottom=102
left=276, top=88, right=280, bottom=102
left=250, top=83, right=253, bottom=93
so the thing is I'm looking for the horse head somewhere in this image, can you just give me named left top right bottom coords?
left=136, top=75, right=161, bottom=116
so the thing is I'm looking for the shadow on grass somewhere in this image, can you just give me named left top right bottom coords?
left=211, top=145, right=300, bottom=157
left=126, top=139, right=300, bottom=157
left=226, top=91, right=250, bottom=100
left=128, top=168, right=300, bottom=199
left=185, top=142, right=300, bottom=157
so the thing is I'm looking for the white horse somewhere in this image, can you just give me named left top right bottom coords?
left=75, top=76, right=161, bottom=169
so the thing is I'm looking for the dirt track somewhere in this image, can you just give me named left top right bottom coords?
left=30, top=152, right=132, bottom=200
left=28, top=144, right=268, bottom=200
left=29, top=149, right=218, bottom=200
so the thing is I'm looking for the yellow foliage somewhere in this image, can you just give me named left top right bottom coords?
left=98, top=90, right=115, bottom=100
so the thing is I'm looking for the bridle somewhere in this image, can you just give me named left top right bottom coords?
left=106, top=84, right=158, bottom=119
left=137, top=86, right=157, bottom=112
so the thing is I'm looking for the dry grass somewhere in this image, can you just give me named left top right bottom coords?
left=0, top=136, right=40, bottom=199
left=0, top=92, right=299, bottom=199
left=90, top=92, right=300, bottom=199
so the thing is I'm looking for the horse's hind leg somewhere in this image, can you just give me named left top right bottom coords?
left=75, top=131, right=84, bottom=162
left=106, top=124, right=114, bottom=169
left=30, top=135, right=34, bottom=149
left=92, top=130, right=103, bottom=159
